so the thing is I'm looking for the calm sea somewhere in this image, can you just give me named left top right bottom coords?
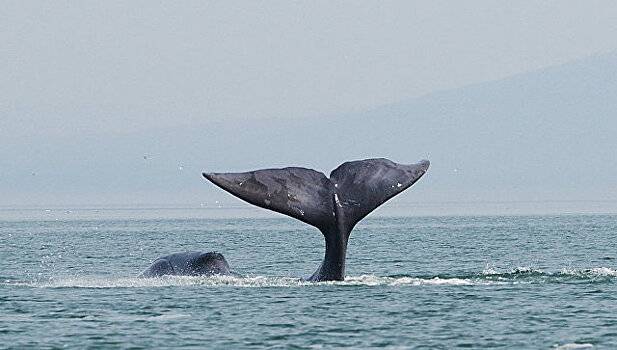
left=1, top=208, right=616, bottom=349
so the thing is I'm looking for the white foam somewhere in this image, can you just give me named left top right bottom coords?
left=483, top=266, right=617, bottom=280
left=19, top=275, right=304, bottom=289
left=588, top=267, right=617, bottom=276
left=8, top=274, right=499, bottom=289
left=10, top=266, right=616, bottom=289
left=481, top=266, right=543, bottom=276
left=482, top=265, right=498, bottom=275
left=339, top=275, right=481, bottom=286
left=559, top=267, right=617, bottom=277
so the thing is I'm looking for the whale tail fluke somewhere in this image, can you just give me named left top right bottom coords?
left=203, top=158, right=429, bottom=237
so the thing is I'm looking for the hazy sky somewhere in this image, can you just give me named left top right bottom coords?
left=3, top=1, right=617, bottom=209
left=3, top=1, right=617, bottom=138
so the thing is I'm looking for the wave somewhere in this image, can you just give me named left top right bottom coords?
left=0, top=312, right=192, bottom=323
left=561, top=267, right=617, bottom=277
left=4, top=267, right=615, bottom=289
left=553, top=343, right=594, bottom=350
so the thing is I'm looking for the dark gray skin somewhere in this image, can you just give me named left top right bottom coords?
left=203, top=158, right=429, bottom=282
left=140, top=251, right=233, bottom=277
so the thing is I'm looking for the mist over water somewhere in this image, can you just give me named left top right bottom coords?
left=2, top=210, right=616, bottom=348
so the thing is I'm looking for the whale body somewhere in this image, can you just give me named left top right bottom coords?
left=203, top=157, right=429, bottom=281
left=140, top=251, right=233, bottom=277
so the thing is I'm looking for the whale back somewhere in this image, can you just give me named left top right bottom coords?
left=140, top=251, right=233, bottom=277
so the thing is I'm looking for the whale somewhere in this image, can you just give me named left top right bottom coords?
left=203, top=158, right=429, bottom=281
left=140, top=251, right=234, bottom=277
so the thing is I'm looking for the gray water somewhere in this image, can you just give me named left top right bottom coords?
left=1, top=209, right=616, bottom=349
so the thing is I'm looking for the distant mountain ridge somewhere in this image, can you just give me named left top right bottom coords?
left=3, top=52, right=617, bottom=207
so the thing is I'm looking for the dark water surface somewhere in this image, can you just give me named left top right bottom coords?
left=1, top=210, right=616, bottom=349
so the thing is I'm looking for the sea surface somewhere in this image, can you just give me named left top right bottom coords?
left=1, top=208, right=616, bottom=349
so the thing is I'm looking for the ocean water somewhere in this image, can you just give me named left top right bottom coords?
left=1, top=209, right=616, bottom=349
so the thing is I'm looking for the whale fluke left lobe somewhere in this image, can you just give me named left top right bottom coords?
left=203, top=168, right=337, bottom=232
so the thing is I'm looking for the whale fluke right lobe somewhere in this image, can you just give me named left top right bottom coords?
left=330, top=158, right=429, bottom=233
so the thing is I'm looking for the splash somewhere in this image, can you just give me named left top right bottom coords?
left=560, top=267, right=617, bottom=277
left=6, top=266, right=616, bottom=289
left=7, top=274, right=497, bottom=289
left=482, top=266, right=544, bottom=277
left=482, top=266, right=617, bottom=281
left=340, top=275, right=484, bottom=286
